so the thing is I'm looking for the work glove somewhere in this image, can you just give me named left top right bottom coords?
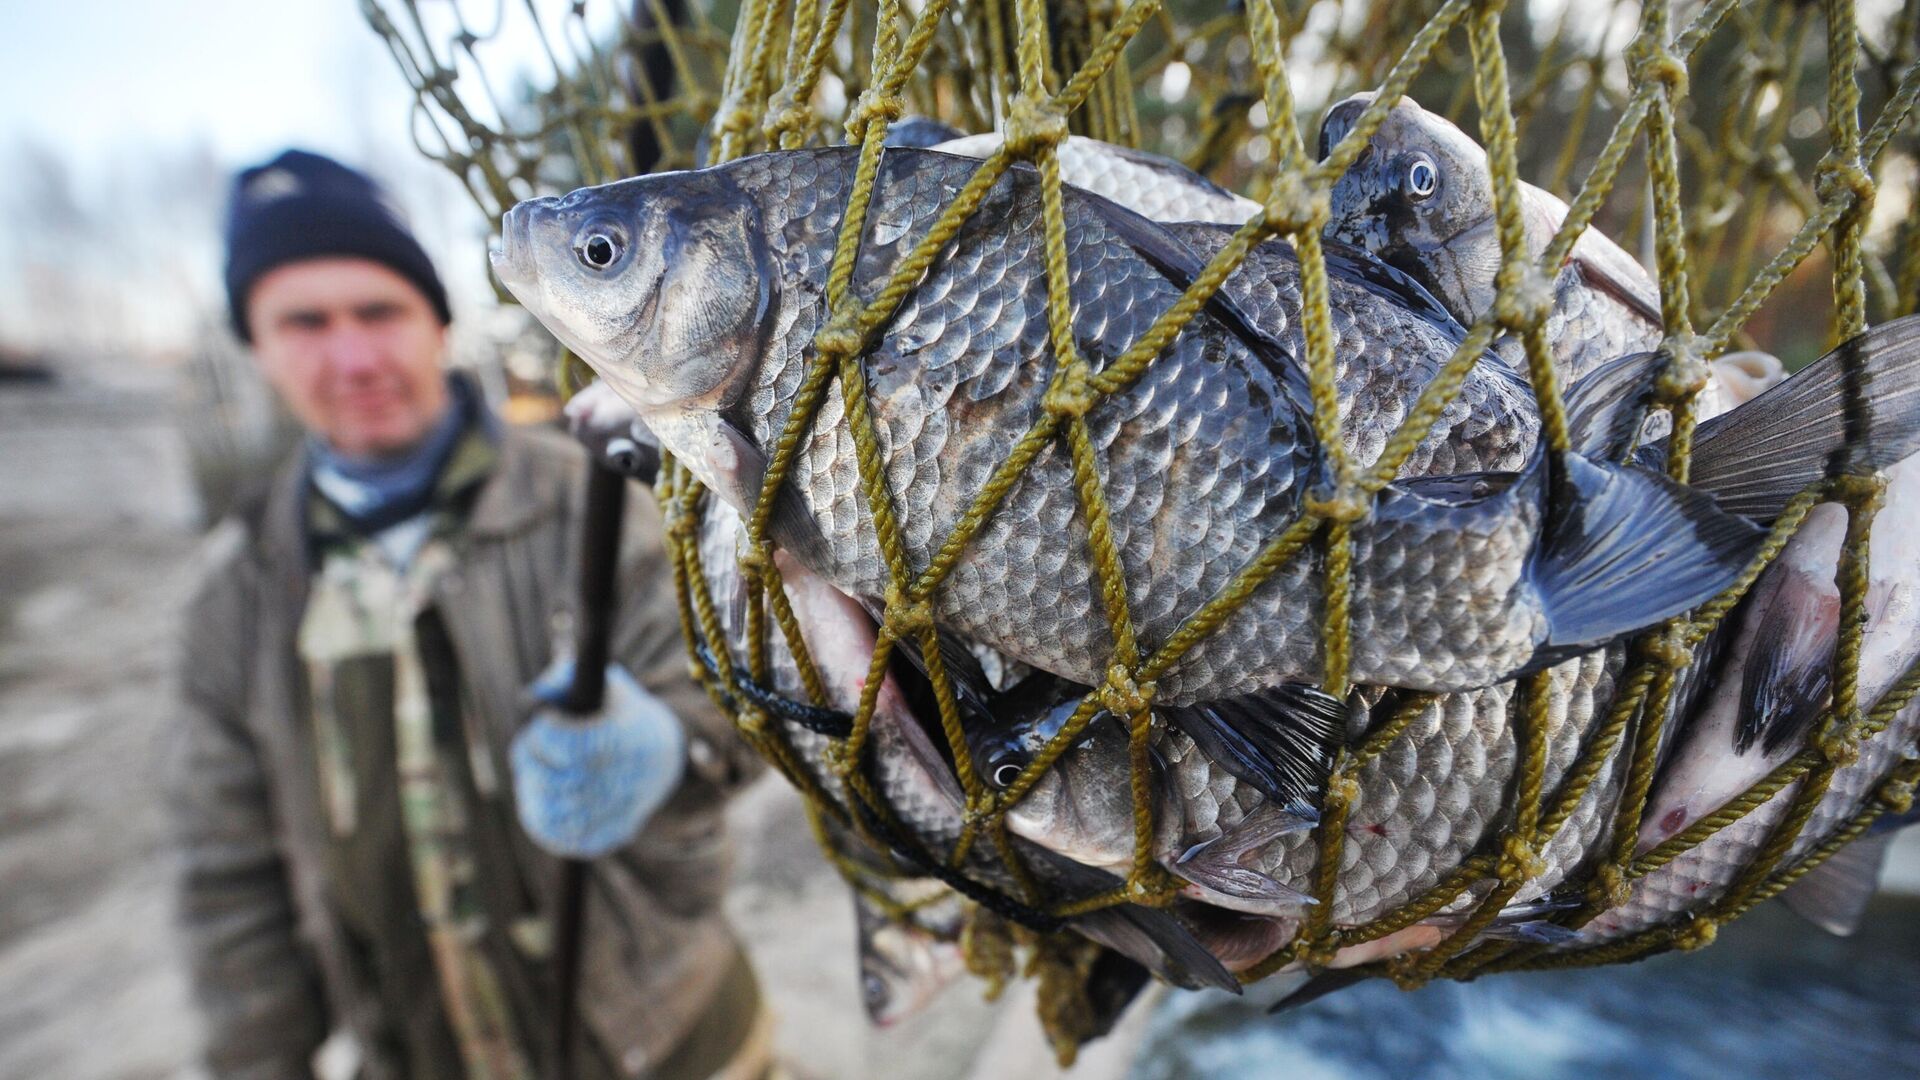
left=511, top=659, right=687, bottom=859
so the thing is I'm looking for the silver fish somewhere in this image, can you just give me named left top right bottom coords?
left=502, top=150, right=1920, bottom=979
left=968, top=608, right=1631, bottom=934
left=493, top=146, right=1761, bottom=710
left=1592, top=455, right=1920, bottom=942
left=1319, top=92, right=1783, bottom=416
left=693, top=496, right=1242, bottom=992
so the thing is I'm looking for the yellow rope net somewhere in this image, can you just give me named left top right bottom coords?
left=367, top=0, right=1920, bottom=1054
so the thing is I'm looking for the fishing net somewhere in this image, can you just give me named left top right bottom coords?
left=367, top=0, right=1920, bottom=1056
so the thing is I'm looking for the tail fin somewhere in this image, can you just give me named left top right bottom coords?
left=1691, top=316, right=1920, bottom=518
left=1526, top=453, right=1765, bottom=667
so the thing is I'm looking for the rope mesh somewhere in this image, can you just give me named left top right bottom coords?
left=367, top=0, right=1920, bottom=1051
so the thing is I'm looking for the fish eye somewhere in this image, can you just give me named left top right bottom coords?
left=573, top=223, right=626, bottom=271
left=1405, top=156, right=1439, bottom=201
left=989, top=758, right=1026, bottom=789
left=861, top=972, right=890, bottom=1014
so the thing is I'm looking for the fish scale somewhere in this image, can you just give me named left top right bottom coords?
left=911, top=142, right=1649, bottom=927
left=717, top=149, right=1638, bottom=702
left=1162, top=222, right=1541, bottom=479
left=680, top=148, right=1629, bottom=931
left=1137, top=648, right=1626, bottom=925
left=1310, top=95, right=1920, bottom=949
left=494, top=145, right=1878, bottom=979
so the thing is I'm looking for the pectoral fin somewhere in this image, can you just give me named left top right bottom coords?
left=1734, top=573, right=1840, bottom=756
left=1158, top=684, right=1345, bottom=813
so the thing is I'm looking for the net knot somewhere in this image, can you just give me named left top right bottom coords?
left=714, top=99, right=759, bottom=141
left=1655, top=335, right=1709, bottom=402
left=1830, top=472, right=1888, bottom=506
left=881, top=582, right=934, bottom=642
left=1004, top=93, right=1069, bottom=159
left=1303, top=942, right=1341, bottom=969
left=761, top=88, right=815, bottom=144
left=1498, top=837, right=1546, bottom=882
left=813, top=315, right=866, bottom=360
left=846, top=89, right=905, bottom=142
left=1816, top=728, right=1862, bottom=768
left=1386, top=956, right=1431, bottom=990
left=1491, top=265, right=1553, bottom=331
left=1043, top=357, right=1097, bottom=419
left=1592, top=864, right=1632, bottom=908
left=735, top=543, right=773, bottom=579
left=1673, top=916, right=1718, bottom=951
left=1261, top=172, right=1329, bottom=233
left=1880, top=776, right=1916, bottom=815
left=1625, top=33, right=1688, bottom=98
left=961, top=908, right=1018, bottom=1002
left=1097, top=665, right=1156, bottom=718
left=1126, top=865, right=1176, bottom=902
left=1305, top=482, right=1370, bottom=524
left=1638, top=628, right=1692, bottom=672
left=1813, top=155, right=1875, bottom=213
left=1325, top=773, right=1362, bottom=809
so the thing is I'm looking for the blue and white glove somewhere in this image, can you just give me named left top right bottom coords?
left=511, top=659, right=687, bottom=859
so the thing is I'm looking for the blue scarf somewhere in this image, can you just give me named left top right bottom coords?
left=308, top=374, right=481, bottom=534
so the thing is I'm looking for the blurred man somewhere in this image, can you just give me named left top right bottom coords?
left=169, top=149, right=767, bottom=1080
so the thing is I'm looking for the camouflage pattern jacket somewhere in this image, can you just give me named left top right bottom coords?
left=168, top=420, right=762, bottom=1079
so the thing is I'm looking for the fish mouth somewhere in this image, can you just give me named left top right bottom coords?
left=490, top=200, right=541, bottom=303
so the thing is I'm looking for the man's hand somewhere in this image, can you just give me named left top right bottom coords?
left=511, top=659, right=688, bottom=859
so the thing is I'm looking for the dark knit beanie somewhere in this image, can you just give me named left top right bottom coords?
left=224, top=149, right=452, bottom=341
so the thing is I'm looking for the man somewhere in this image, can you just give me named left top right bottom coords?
left=169, top=149, right=767, bottom=1080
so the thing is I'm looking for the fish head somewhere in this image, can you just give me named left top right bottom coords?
left=966, top=689, right=1081, bottom=792
left=1320, top=92, right=1498, bottom=321
left=492, top=169, right=773, bottom=415
left=971, top=690, right=1142, bottom=870
left=854, top=891, right=965, bottom=1027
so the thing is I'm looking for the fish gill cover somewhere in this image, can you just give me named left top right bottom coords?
left=365, top=0, right=1920, bottom=1063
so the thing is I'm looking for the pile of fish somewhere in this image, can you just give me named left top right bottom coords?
left=508, top=94, right=1920, bottom=1023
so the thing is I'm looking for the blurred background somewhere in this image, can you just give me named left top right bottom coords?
left=2, top=1, right=1918, bottom=1078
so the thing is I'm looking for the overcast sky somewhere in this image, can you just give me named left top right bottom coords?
left=3, top=1, right=414, bottom=174
left=0, top=0, right=570, bottom=352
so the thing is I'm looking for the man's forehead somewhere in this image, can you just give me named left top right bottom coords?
left=249, top=257, right=435, bottom=313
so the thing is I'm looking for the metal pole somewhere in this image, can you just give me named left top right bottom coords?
left=547, top=460, right=628, bottom=1080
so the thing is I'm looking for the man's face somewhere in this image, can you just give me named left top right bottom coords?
left=246, top=257, right=450, bottom=458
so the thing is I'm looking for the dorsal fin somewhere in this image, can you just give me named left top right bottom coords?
left=1158, top=683, right=1347, bottom=813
